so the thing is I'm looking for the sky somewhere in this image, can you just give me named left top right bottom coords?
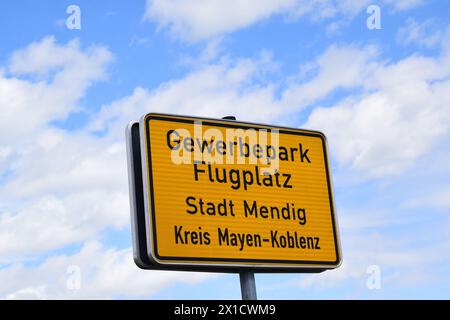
left=0, top=0, right=449, bottom=299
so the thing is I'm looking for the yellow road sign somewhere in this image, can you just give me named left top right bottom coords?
left=131, top=113, right=341, bottom=271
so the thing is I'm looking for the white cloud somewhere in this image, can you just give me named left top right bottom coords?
left=290, top=0, right=372, bottom=22
left=397, top=19, right=450, bottom=48
left=0, top=126, right=133, bottom=261
left=298, top=245, right=434, bottom=291
left=306, top=42, right=450, bottom=178
left=0, top=37, right=121, bottom=261
left=2, top=134, right=134, bottom=262
left=0, top=190, right=129, bottom=261
left=2, top=130, right=126, bottom=199
left=9, top=36, right=110, bottom=78
left=89, top=53, right=284, bottom=138
left=144, top=0, right=425, bottom=42
left=0, top=36, right=112, bottom=146
left=297, top=221, right=450, bottom=292
left=1, top=242, right=213, bottom=299
left=89, top=44, right=379, bottom=138
left=281, top=44, right=380, bottom=108
left=144, top=0, right=296, bottom=42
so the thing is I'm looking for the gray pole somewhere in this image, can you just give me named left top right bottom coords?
left=239, top=271, right=257, bottom=300
left=221, top=116, right=258, bottom=301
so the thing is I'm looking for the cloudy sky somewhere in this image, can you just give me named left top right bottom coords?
left=0, top=0, right=449, bottom=299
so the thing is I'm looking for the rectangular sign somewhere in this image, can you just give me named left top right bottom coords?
left=127, top=113, right=342, bottom=272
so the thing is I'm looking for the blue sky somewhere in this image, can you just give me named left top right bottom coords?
left=0, top=0, right=449, bottom=299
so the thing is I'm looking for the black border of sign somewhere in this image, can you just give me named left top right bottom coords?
left=127, top=122, right=154, bottom=268
left=143, top=114, right=341, bottom=268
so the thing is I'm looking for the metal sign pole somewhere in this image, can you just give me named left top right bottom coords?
left=240, top=271, right=257, bottom=300
left=221, top=116, right=258, bottom=301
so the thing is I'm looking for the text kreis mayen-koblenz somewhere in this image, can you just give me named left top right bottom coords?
left=174, top=225, right=320, bottom=251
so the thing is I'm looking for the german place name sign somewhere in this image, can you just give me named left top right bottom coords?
left=126, top=113, right=342, bottom=272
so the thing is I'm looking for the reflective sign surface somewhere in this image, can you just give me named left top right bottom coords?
left=139, top=113, right=341, bottom=270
